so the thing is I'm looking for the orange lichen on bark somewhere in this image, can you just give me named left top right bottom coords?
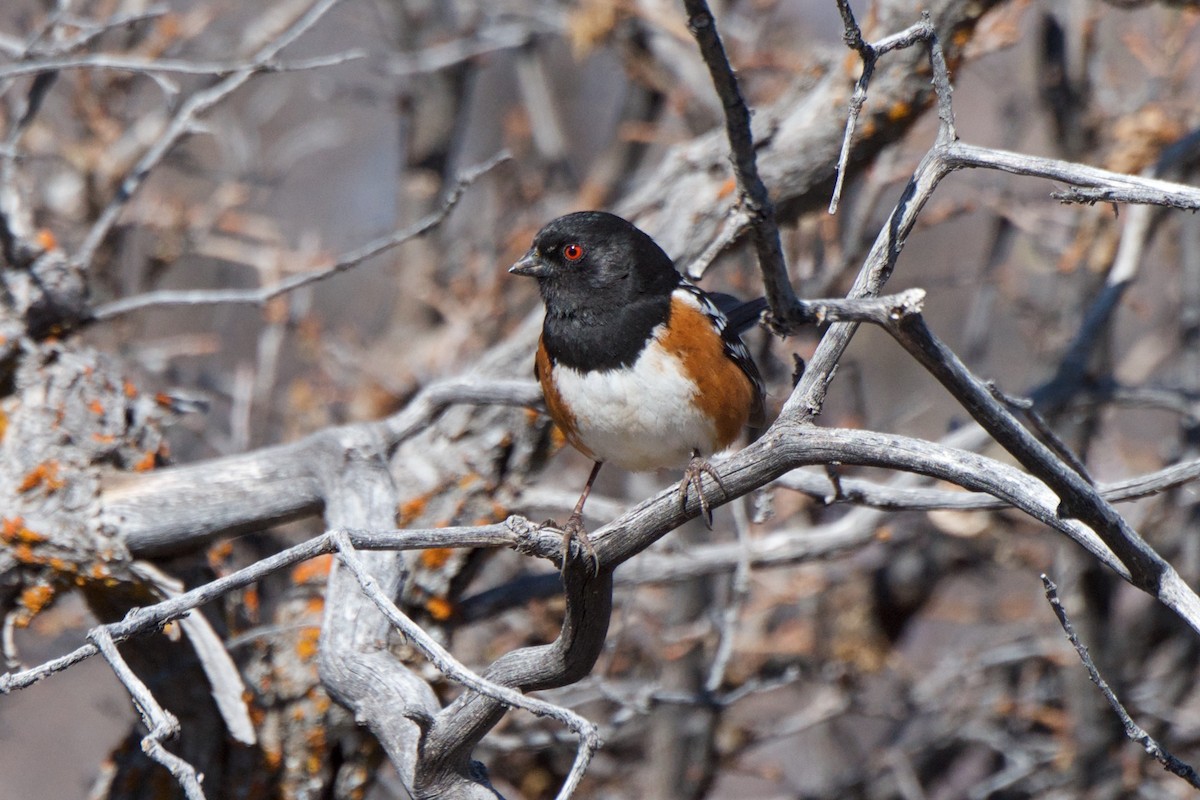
left=304, top=726, right=327, bottom=753
left=133, top=451, right=157, bottom=471
left=18, top=584, right=56, bottom=624
left=123, top=380, right=137, bottom=398
left=19, top=461, right=65, bottom=493
left=242, top=585, right=260, bottom=618
left=11, top=544, right=45, bottom=565
left=426, top=596, right=454, bottom=621
left=301, top=727, right=328, bottom=775
left=262, top=745, right=283, bottom=770
left=207, top=539, right=233, bottom=565
left=35, top=228, right=58, bottom=251
left=295, top=626, right=321, bottom=660
left=397, top=494, right=429, bottom=525
left=309, top=692, right=331, bottom=714
left=291, top=554, right=332, bottom=585
left=2, top=517, right=46, bottom=544
left=3, top=516, right=28, bottom=539
left=887, top=100, right=912, bottom=122
left=420, top=548, right=453, bottom=570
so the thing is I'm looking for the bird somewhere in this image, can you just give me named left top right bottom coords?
left=510, top=211, right=766, bottom=573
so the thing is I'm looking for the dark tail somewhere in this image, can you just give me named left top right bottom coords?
left=710, top=294, right=768, bottom=335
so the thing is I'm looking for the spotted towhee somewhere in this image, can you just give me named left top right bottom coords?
left=510, top=211, right=766, bottom=570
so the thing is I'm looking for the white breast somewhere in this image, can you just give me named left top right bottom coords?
left=550, top=327, right=720, bottom=472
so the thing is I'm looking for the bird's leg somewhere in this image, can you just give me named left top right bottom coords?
left=559, top=460, right=603, bottom=576
left=679, top=450, right=727, bottom=528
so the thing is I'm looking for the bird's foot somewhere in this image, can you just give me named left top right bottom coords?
left=547, top=512, right=600, bottom=577
left=679, top=453, right=727, bottom=528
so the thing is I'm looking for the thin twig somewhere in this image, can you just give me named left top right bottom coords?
left=17, top=6, right=169, bottom=57
left=88, top=152, right=509, bottom=321
left=1052, top=185, right=1200, bottom=210
left=822, top=462, right=846, bottom=503
left=682, top=0, right=797, bottom=316
left=0, top=522, right=547, bottom=694
left=829, top=6, right=957, bottom=214
left=776, top=454, right=1200, bottom=512
left=1030, top=281, right=1132, bottom=413
left=0, top=50, right=368, bottom=82
left=788, top=283, right=1186, bottom=606
left=384, top=21, right=535, bottom=78
left=829, top=0, right=881, bottom=215
left=2, top=610, right=19, bottom=670
left=89, top=628, right=207, bottom=800
left=71, top=0, right=347, bottom=273
left=989, top=383, right=1095, bottom=481
left=1042, top=575, right=1200, bottom=789
left=944, top=141, right=1200, bottom=207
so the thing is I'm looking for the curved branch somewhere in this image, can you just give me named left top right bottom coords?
left=414, top=541, right=611, bottom=799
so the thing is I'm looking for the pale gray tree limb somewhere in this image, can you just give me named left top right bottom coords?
left=101, top=377, right=540, bottom=556
left=775, top=455, right=1200, bottom=512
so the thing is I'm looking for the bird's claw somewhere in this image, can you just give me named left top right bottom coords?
left=548, top=513, right=600, bottom=578
left=679, top=454, right=726, bottom=529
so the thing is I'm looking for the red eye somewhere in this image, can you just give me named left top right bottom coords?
left=563, top=243, right=584, bottom=261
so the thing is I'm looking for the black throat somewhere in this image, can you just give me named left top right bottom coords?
left=542, top=291, right=672, bottom=372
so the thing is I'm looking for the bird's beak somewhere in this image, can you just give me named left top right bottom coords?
left=509, top=249, right=549, bottom=278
